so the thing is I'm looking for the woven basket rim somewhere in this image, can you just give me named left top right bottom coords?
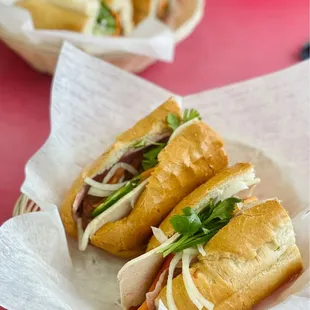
left=13, top=194, right=37, bottom=217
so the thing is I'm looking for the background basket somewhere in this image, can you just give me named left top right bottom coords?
left=13, top=194, right=40, bottom=217
left=0, top=0, right=204, bottom=74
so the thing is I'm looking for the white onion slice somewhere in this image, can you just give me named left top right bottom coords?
left=85, top=177, right=126, bottom=191
left=248, top=181, right=259, bottom=197
left=79, top=179, right=149, bottom=251
left=151, top=226, right=168, bottom=244
left=235, top=202, right=244, bottom=211
left=218, top=180, right=249, bottom=202
left=235, top=199, right=263, bottom=216
left=88, top=187, right=114, bottom=197
left=76, top=217, right=84, bottom=247
left=167, top=252, right=182, bottom=310
left=102, top=162, right=138, bottom=184
left=197, top=244, right=207, bottom=256
left=182, top=249, right=214, bottom=310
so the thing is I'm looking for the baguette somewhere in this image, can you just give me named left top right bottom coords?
left=90, top=120, right=228, bottom=257
left=132, top=0, right=170, bottom=25
left=60, top=97, right=182, bottom=239
left=60, top=97, right=228, bottom=258
left=147, top=163, right=256, bottom=251
left=16, top=0, right=96, bottom=33
left=118, top=163, right=260, bottom=308
left=16, top=0, right=134, bottom=35
left=157, top=199, right=303, bottom=309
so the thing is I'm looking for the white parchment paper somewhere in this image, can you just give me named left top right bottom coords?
left=0, top=43, right=309, bottom=310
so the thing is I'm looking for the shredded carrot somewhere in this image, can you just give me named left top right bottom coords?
left=108, top=159, right=155, bottom=187
left=108, top=168, right=125, bottom=184
left=140, top=167, right=155, bottom=181
left=243, top=196, right=258, bottom=204
left=137, top=254, right=174, bottom=310
left=137, top=302, right=148, bottom=310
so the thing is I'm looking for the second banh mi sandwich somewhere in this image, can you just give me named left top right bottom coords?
left=132, top=0, right=171, bottom=25
left=16, top=0, right=134, bottom=36
left=118, top=163, right=303, bottom=310
left=60, top=97, right=228, bottom=258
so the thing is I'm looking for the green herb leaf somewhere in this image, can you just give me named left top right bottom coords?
left=158, top=197, right=240, bottom=256
left=183, top=108, right=201, bottom=123
left=167, top=113, right=181, bottom=130
left=94, top=3, right=116, bottom=35
left=170, top=207, right=202, bottom=236
left=142, top=143, right=166, bottom=170
left=91, top=175, right=141, bottom=218
left=167, top=230, right=218, bottom=255
left=203, top=197, right=241, bottom=225
left=133, top=140, right=146, bottom=148
left=198, top=198, right=216, bottom=222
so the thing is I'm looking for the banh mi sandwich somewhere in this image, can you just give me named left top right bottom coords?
left=16, top=0, right=133, bottom=36
left=60, top=97, right=228, bottom=258
left=118, top=163, right=303, bottom=310
left=132, top=0, right=171, bottom=25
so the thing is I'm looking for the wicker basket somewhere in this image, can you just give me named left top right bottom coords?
left=1, top=0, right=204, bottom=74
left=13, top=194, right=40, bottom=217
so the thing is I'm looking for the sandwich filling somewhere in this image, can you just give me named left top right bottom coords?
left=93, top=2, right=122, bottom=36
left=157, top=0, right=170, bottom=21
left=136, top=170, right=260, bottom=310
left=73, top=108, right=201, bottom=250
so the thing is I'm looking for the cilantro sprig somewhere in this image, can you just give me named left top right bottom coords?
left=135, top=108, right=202, bottom=171
left=167, top=113, right=181, bottom=130
left=158, top=197, right=240, bottom=256
left=183, top=109, right=202, bottom=123
left=141, top=142, right=166, bottom=170
left=133, top=140, right=147, bottom=148
left=167, top=108, right=201, bottom=131
left=94, top=3, right=117, bottom=35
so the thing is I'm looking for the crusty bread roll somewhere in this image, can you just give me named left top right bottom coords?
left=60, top=97, right=182, bottom=241
left=16, top=0, right=96, bottom=33
left=117, top=163, right=260, bottom=309
left=147, top=163, right=256, bottom=251
left=48, top=0, right=100, bottom=16
left=60, top=96, right=228, bottom=258
left=90, top=120, right=228, bottom=257
left=132, top=0, right=170, bottom=25
left=16, top=0, right=134, bottom=35
left=157, top=199, right=303, bottom=309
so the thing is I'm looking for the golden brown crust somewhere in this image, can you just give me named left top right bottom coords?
left=132, top=0, right=150, bottom=24
left=60, top=98, right=182, bottom=239
left=16, top=0, right=90, bottom=32
left=147, top=163, right=254, bottom=251
left=90, top=121, right=228, bottom=257
left=116, top=98, right=181, bottom=144
left=157, top=200, right=303, bottom=309
left=132, top=0, right=168, bottom=25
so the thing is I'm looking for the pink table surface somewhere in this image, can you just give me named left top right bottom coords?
left=0, top=0, right=308, bottom=225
